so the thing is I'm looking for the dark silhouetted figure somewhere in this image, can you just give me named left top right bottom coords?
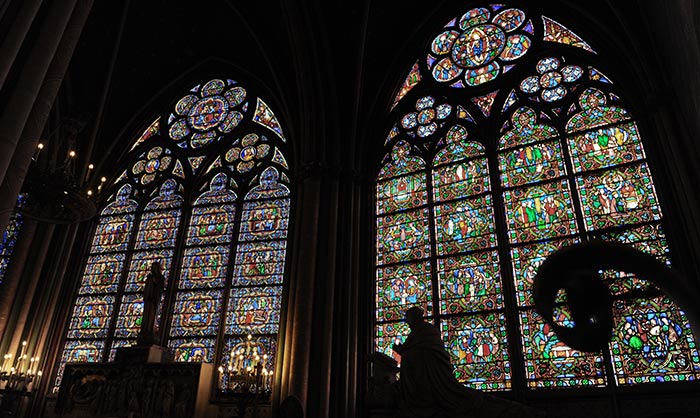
left=137, top=262, right=165, bottom=346
left=393, top=306, right=545, bottom=418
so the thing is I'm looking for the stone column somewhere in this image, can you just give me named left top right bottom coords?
left=0, top=0, right=92, bottom=238
left=0, top=218, right=38, bottom=343
left=0, top=0, right=43, bottom=91
left=0, top=0, right=78, bottom=217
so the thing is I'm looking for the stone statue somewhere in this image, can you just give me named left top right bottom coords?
left=137, top=262, right=165, bottom=346
left=393, top=306, right=545, bottom=418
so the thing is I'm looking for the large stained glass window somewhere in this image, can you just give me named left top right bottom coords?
left=55, top=78, right=291, bottom=392
left=377, top=3, right=699, bottom=393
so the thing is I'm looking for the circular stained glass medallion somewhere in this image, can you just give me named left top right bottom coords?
left=188, top=96, right=229, bottom=131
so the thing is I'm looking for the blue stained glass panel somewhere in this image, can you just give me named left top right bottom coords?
left=90, top=214, right=135, bottom=253
left=169, top=338, right=216, bottom=362
left=79, top=254, right=125, bottom=294
left=376, top=261, right=433, bottom=322
left=226, top=286, right=282, bottom=335
left=179, top=246, right=230, bottom=289
left=232, top=241, right=287, bottom=286
left=114, top=294, right=144, bottom=338
left=170, top=290, right=223, bottom=337
left=67, top=295, right=115, bottom=338
left=124, top=250, right=173, bottom=292
left=239, top=199, right=290, bottom=242
left=186, top=204, right=236, bottom=245
left=134, top=210, right=182, bottom=249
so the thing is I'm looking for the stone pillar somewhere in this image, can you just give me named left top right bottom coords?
left=0, top=0, right=92, bottom=238
left=0, top=218, right=38, bottom=343
left=0, top=0, right=43, bottom=91
left=0, top=0, right=78, bottom=219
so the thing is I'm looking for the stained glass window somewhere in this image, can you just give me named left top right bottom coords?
left=380, top=3, right=698, bottom=394
left=0, top=194, right=26, bottom=286
left=55, top=78, right=292, bottom=393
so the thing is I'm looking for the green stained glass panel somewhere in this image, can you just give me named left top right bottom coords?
left=520, top=310, right=606, bottom=388
left=186, top=204, right=236, bottom=245
left=568, top=122, right=645, bottom=173
left=179, top=245, right=229, bottom=289
left=376, top=173, right=428, bottom=214
left=576, top=163, right=661, bottom=231
left=168, top=338, right=216, bottom=363
left=79, top=254, right=125, bottom=294
left=499, top=141, right=566, bottom=188
left=441, top=313, right=511, bottom=391
left=375, top=321, right=411, bottom=363
left=511, top=238, right=578, bottom=307
left=433, top=196, right=497, bottom=255
left=433, top=141, right=484, bottom=166
left=376, top=261, right=433, bottom=322
left=376, top=208, right=430, bottom=265
left=503, top=180, right=577, bottom=244
left=432, top=158, right=490, bottom=202
left=67, top=295, right=115, bottom=339
left=611, top=296, right=700, bottom=385
left=438, top=251, right=502, bottom=314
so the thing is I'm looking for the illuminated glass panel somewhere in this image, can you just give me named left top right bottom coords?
left=568, top=122, right=645, bottom=173
left=499, top=141, right=566, bottom=188
left=503, top=180, right=577, bottom=244
left=238, top=199, right=289, bottom=242
left=376, top=209, right=430, bottom=265
left=90, top=214, right=136, bottom=253
left=432, top=158, right=490, bottom=202
left=179, top=246, right=229, bottom=289
left=170, top=290, right=223, bottom=336
left=169, top=338, right=216, bottom=363
left=54, top=340, right=105, bottom=390
left=376, top=261, right=433, bottom=323
left=114, top=294, right=144, bottom=338
left=520, top=310, right=606, bottom=388
left=511, top=238, right=578, bottom=307
left=433, top=196, right=497, bottom=254
left=67, top=296, right=115, bottom=339
left=226, top=286, right=282, bottom=334
left=438, top=251, right=502, bottom=314
left=134, top=210, right=181, bottom=249
left=79, top=254, right=125, bottom=294
left=376, top=173, right=428, bottom=214
left=232, top=241, right=286, bottom=287
left=541, top=16, right=595, bottom=53
left=186, top=204, right=237, bottom=245
left=441, top=313, right=511, bottom=390
left=0, top=195, right=24, bottom=284
left=611, top=297, right=700, bottom=384
left=576, top=163, right=661, bottom=231
left=375, top=321, right=411, bottom=363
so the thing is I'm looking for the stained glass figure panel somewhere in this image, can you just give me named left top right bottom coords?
left=114, top=294, right=144, bottom=338
left=90, top=214, right=136, bottom=253
left=432, top=158, right=490, bottom=202
left=434, top=196, right=497, bottom=255
left=134, top=210, right=181, bottom=249
left=186, top=204, right=237, bottom=246
left=54, top=340, right=105, bottom=390
left=441, top=313, right=511, bottom=390
left=499, top=141, right=566, bottom=188
left=169, top=338, right=216, bottom=362
left=438, top=251, right=502, bottom=314
left=79, top=254, right=125, bottom=294
left=376, top=261, right=433, bottom=322
left=576, top=163, right=661, bottom=231
left=503, top=180, right=577, bottom=244
left=67, top=295, right=115, bottom=339
left=375, top=321, right=411, bottom=363
left=520, top=310, right=606, bottom=388
left=179, top=246, right=230, bottom=289
left=232, top=241, right=287, bottom=286
left=376, top=208, right=430, bottom=265
left=611, top=297, right=700, bottom=384
left=568, top=122, right=645, bottom=173
left=376, top=173, right=428, bottom=214
left=226, top=286, right=282, bottom=335
left=239, top=199, right=290, bottom=242
left=510, top=238, right=579, bottom=307
left=125, top=250, right=173, bottom=292
left=170, top=290, right=223, bottom=337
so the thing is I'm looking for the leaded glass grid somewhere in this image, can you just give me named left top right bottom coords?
left=376, top=3, right=699, bottom=394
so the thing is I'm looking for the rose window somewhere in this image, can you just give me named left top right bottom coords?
left=519, top=57, right=583, bottom=102
left=429, top=7, right=531, bottom=87
left=401, top=96, right=452, bottom=138
left=168, top=79, right=247, bottom=149
left=225, top=133, right=271, bottom=173
left=131, top=147, right=173, bottom=185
